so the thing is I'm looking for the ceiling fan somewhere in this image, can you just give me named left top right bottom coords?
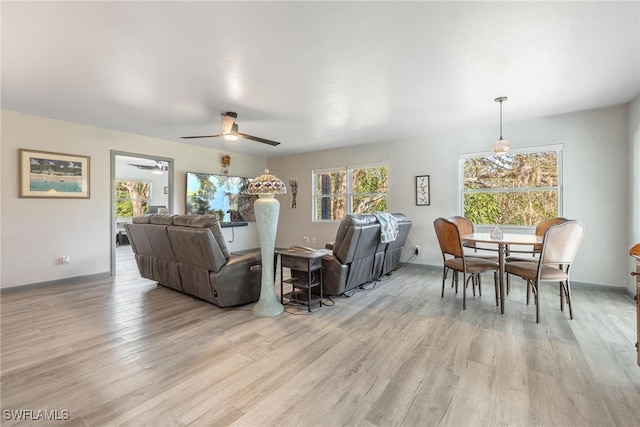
left=126, top=160, right=168, bottom=174
left=181, top=112, right=281, bottom=146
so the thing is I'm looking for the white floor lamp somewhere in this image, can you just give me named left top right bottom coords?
left=247, top=169, right=287, bottom=317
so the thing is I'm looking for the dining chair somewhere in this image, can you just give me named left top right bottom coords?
left=448, top=216, right=475, bottom=249
left=504, top=220, right=584, bottom=323
left=506, top=217, right=568, bottom=261
left=434, top=218, right=499, bottom=310
left=505, top=217, right=568, bottom=293
left=449, top=215, right=499, bottom=258
left=447, top=215, right=498, bottom=290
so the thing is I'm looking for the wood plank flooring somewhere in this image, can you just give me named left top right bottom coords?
left=1, top=245, right=638, bottom=426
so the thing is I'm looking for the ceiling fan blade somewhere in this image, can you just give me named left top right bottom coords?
left=238, top=132, right=281, bottom=146
left=181, top=112, right=280, bottom=146
left=181, top=134, right=224, bottom=139
left=126, top=162, right=154, bottom=170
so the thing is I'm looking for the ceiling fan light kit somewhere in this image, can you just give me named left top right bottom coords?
left=181, top=112, right=281, bottom=146
left=152, top=161, right=165, bottom=174
left=493, top=96, right=510, bottom=155
left=223, top=123, right=240, bottom=141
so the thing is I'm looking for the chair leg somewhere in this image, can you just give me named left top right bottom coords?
left=533, top=280, right=540, bottom=323
left=478, top=274, right=482, bottom=296
left=470, top=275, right=476, bottom=297
left=462, top=273, right=467, bottom=310
left=526, top=279, right=531, bottom=305
left=441, top=267, right=447, bottom=298
left=506, top=272, right=510, bottom=295
left=494, top=272, right=499, bottom=307
left=564, top=280, right=573, bottom=319
left=559, top=281, right=565, bottom=311
left=454, top=271, right=459, bottom=293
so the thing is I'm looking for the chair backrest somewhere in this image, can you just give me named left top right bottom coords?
left=540, top=220, right=584, bottom=266
left=434, top=217, right=463, bottom=258
left=448, top=216, right=474, bottom=236
left=448, top=215, right=477, bottom=249
left=533, top=217, right=568, bottom=252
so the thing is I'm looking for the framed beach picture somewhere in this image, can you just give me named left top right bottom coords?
left=20, top=149, right=90, bottom=198
left=416, top=175, right=430, bottom=206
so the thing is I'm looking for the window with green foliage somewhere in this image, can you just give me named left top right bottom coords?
left=115, top=180, right=150, bottom=217
left=460, top=146, right=562, bottom=226
left=313, top=164, right=388, bottom=221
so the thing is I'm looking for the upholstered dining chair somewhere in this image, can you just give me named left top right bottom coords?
left=505, top=217, right=568, bottom=293
left=434, top=218, right=499, bottom=310
left=506, top=217, right=568, bottom=261
left=447, top=215, right=499, bottom=291
left=448, top=216, right=475, bottom=249
left=504, top=220, right=584, bottom=323
left=449, top=216, right=499, bottom=258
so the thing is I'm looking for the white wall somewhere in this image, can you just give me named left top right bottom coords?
left=1, top=110, right=266, bottom=288
left=2, top=104, right=634, bottom=290
left=268, top=103, right=632, bottom=289
left=629, top=94, right=640, bottom=293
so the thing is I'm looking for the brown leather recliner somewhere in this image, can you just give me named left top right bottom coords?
left=126, top=214, right=261, bottom=307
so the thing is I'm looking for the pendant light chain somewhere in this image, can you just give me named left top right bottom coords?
left=493, top=96, right=510, bottom=155
left=499, top=99, right=503, bottom=139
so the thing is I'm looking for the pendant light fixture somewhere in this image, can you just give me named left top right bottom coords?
left=493, top=96, right=510, bottom=155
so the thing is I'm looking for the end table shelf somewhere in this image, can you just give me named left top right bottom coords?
left=276, top=248, right=330, bottom=312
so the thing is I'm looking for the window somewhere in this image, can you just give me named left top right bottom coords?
left=460, top=145, right=562, bottom=226
left=115, top=180, right=150, bottom=217
left=313, top=164, right=388, bottom=221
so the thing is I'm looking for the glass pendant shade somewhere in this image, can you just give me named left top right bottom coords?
left=493, top=137, right=510, bottom=155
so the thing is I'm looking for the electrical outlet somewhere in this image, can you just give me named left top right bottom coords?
left=303, top=236, right=309, bottom=243
left=62, top=255, right=70, bottom=264
left=312, top=237, right=317, bottom=243
left=414, top=246, right=420, bottom=255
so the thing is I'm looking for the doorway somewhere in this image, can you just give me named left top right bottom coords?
left=110, top=151, right=174, bottom=276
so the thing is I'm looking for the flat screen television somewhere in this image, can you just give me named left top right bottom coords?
left=185, top=172, right=257, bottom=222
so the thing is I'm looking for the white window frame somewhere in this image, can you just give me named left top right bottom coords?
left=459, top=144, right=563, bottom=229
left=312, top=163, right=388, bottom=222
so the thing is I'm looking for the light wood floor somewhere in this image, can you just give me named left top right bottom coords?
left=1, top=246, right=638, bottom=426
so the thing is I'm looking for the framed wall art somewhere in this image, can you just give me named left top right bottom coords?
left=20, top=149, right=90, bottom=198
left=416, top=175, right=430, bottom=206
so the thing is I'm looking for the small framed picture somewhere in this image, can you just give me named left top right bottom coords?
left=19, top=149, right=90, bottom=198
left=416, top=175, right=430, bottom=206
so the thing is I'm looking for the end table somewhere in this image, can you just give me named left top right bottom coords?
left=275, top=248, right=331, bottom=312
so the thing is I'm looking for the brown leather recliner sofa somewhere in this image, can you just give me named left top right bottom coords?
left=125, top=214, right=261, bottom=307
left=321, top=213, right=412, bottom=295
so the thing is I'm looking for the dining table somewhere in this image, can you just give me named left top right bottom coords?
left=462, top=232, right=543, bottom=314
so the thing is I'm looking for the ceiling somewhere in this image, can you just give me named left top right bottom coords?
left=2, top=1, right=639, bottom=158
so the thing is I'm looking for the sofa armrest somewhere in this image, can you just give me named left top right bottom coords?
left=321, top=255, right=348, bottom=295
left=325, top=242, right=335, bottom=250
left=226, top=250, right=261, bottom=266
left=209, top=249, right=262, bottom=307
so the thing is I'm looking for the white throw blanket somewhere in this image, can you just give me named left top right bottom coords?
left=374, top=212, right=398, bottom=243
